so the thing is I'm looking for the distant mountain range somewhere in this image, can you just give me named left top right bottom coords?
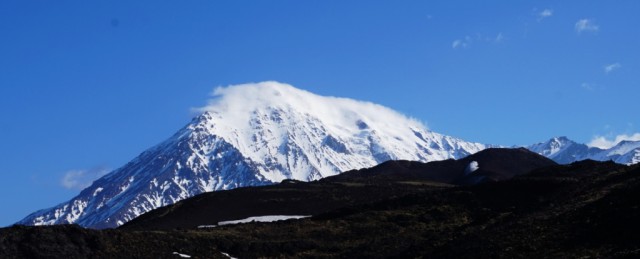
left=16, top=82, right=640, bottom=229
left=527, top=136, right=640, bottom=165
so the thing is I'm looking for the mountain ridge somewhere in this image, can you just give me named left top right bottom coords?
left=120, top=147, right=557, bottom=231
left=527, top=136, right=640, bottom=165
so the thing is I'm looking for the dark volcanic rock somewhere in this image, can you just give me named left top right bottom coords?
left=329, top=147, right=557, bottom=184
left=4, top=151, right=639, bottom=258
left=0, top=224, right=228, bottom=259
left=122, top=148, right=555, bottom=231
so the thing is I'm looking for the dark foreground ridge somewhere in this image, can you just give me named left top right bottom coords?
left=121, top=148, right=556, bottom=230
left=4, top=149, right=640, bottom=258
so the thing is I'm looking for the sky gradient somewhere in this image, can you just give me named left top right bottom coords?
left=1, top=1, right=639, bottom=226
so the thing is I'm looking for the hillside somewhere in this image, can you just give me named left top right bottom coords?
left=121, top=148, right=555, bottom=230
left=5, top=150, right=640, bottom=258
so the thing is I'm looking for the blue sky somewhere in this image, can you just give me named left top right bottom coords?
left=1, top=1, right=638, bottom=226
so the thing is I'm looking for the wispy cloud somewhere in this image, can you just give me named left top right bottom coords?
left=604, top=63, right=621, bottom=74
left=575, top=19, right=599, bottom=33
left=452, top=33, right=504, bottom=49
left=452, top=40, right=464, bottom=49
left=588, top=133, right=640, bottom=149
left=537, top=9, right=553, bottom=21
left=61, top=167, right=110, bottom=190
left=452, top=36, right=471, bottom=49
left=581, top=82, right=596, bottom=91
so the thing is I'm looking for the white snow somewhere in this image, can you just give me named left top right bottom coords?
left=605, top=141, right=640, bottom=157
left=217, top=215, right=311, bottom=226
left=528, top=137, right=574, bottom=159
left=196, top=225, right=217, bottom=228
left=193, top=81, right=487, bottom=182
left=172, top=252, right=191, bottom=258
left=221, top=252, right=238, bottom=259
left=92, top=187, right=103, bottom=197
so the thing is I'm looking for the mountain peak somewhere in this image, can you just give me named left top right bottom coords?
left=551, top=136, right=574, bottom=143
left=526, top=136, right=581, bottom=162
left=195, top=81, right=427, bottom=137
left=19, top=82, right=487, bottom=228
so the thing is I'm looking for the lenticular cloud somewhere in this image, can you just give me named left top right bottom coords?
left=195, top=81, right=428, bottom=135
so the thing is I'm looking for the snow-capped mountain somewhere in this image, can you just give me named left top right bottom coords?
left=527, top=136, right=640, bottom=165
left=18, top=81, right=489, bottom=229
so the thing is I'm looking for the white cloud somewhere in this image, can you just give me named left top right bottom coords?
left=452, top=40, right=463, bottom=49
left=464, top=161, right=479, bottom=175
left=195, top=81, right=429, bottom=136
left=575, top=19, right=599, bottom=33
left=452, top=37, right=470, bottom=49
left=604, top=63, right=621, bottom=74
left=61, top=167, right=110, bottom=190
left=452, top=33, right=503, bottom=49
left=537, top=9, right=553, bottom=21
left=581, top=82, right=596, bottom=91
left=588, top=133, right=640, bottom=149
